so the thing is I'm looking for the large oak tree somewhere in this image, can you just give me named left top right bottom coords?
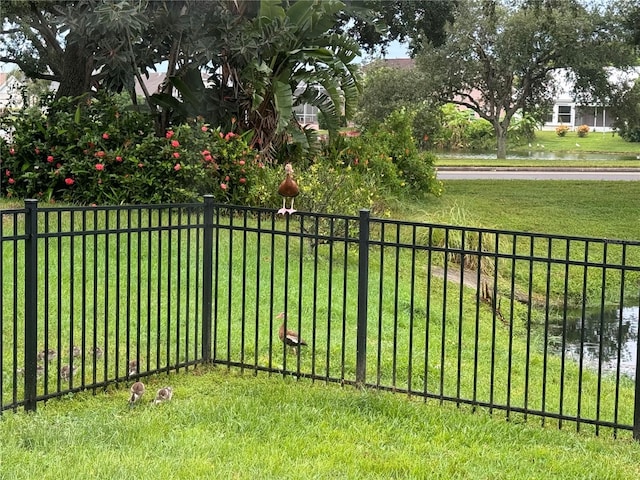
left=416, top=0, right=637, bottom=159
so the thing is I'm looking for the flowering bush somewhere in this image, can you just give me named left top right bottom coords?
left=0, top=93, right=261, bottom=205
left=576, top=124, right=590, bottom=137
left=555, top=124, right=569, bottom=137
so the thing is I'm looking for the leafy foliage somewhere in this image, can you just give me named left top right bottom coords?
left=415, top=0, right=637, bottom=158
left=0, top=93, right=261, bottom=204
left=613, top=78, right=640, bottom=142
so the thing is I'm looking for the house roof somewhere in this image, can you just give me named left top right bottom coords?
left=361, top=58, right=415, bottom=73
left=134, top=71, right=166, bottom=96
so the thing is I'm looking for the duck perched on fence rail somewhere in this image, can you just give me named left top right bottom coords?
left=277, top=163, right=299, bottom=215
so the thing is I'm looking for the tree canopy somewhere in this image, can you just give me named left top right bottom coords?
left=0, top=0, right=362, bottom=157
left=415, top=0, right=638, bottom=158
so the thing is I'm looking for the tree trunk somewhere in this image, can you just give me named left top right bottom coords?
left=54, top=39, right=93, bottom=100
left=495, top=123, right=508, bottom=159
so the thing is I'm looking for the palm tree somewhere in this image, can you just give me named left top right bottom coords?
left=152, top=0, right=361, bottom=158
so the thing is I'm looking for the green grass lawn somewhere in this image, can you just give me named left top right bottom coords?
left=1, top=367, right=640, bottom=480
left=3, top=177, right=640, bottom=478
left=412, top=180, right=640, bottom=240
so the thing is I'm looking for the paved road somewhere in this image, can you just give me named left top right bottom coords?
left=437, top=168, right=640, bottom=181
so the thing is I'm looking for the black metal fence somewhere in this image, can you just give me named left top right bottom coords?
left=2, top=196, right=640, bottom=440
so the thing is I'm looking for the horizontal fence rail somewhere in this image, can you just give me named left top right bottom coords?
left=2, top=197, right=640, bottom=440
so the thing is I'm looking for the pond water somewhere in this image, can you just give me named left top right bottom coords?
left=438, top=151, right=640, bottom=161
left=548, top=305, right=639, bottom=379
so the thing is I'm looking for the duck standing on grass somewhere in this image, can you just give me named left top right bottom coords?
left=277, top=312, right=307, bottom=355
left=277, top=163, right=299, bottom=215
left=129, top=381, right=145, bottom=407
left=60, top=364, right=77, bottom=382
left=154, top=387, right=173, bottom=405
left=128, top=360, right=138, bottom=377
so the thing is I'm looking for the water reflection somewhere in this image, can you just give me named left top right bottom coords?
left=438, top=151, right=640, bottom=161
left=548, top=306, right=639, bottom=379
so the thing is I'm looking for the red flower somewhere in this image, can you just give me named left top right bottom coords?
left=8, top=178, right=15, bottom=184
left=220, top=183, right=228, bottom=190
left=65, top=178, right=74, bottom=185
left=204, top=154, right=213, bottom=162
left=225, top=175, right=230, bottom=181
left=9, top=148, right=15, bottom=155
left=201, top=126, right=208, bottom=132
left=224, top=132, right=236, bottom=141
left=171, top=140, right=180, bottom=148
left=5, top=169, right=10, bottom=176
left=165, top=130, right=174, bottom=139
left=138, top=163, right=144, bottom=168
left=96, top=151, right=106, bottom=158
left=172, top=152, right=180, bottom=159
left=47, top=155, right=54, bottom=163
left=239, top=177, right=246, bottom=184
left=116, top=156, right=123, bottom=162
left=238, top=160, right=245, bottom=166
left=174, top=163, right=181, bottom=171
left=35, top=147, right=40, bottom=154
left=201, top=150, right=210, bottom=156
left=102, top=133, right=110, bottom=140
left=95, top=163, right=105, bottom=171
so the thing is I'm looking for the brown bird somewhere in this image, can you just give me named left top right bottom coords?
left=277, top=163, right=299, bottom=215
left=153, top=386, right=173, bottom=405
left=37, top=349, right=57, bottom=363
left=277, top=312, right=307, bottom=355
left=91, top=346, right=104, bottom=359
left=60, top=364, right=78, bottom=381
left=128, top=360, right=138, bottom=377
left=72, top=345, right=82, bottom=358
left=129, top=381, right=145, bottom=407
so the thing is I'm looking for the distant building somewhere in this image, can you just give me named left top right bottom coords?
left=0, top=73, right=25, bottom=111
left=365, top=58, right=640, bottom=132
left=541, top=68, right=640, bottom=132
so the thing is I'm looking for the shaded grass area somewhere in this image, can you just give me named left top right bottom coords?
left=1, top=367, right=640, bottom=480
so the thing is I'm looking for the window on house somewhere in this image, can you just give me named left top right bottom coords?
left=558, top=105, right=572, bottom=124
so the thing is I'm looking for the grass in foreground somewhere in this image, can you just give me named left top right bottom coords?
left=1, top=367, right=640, bottom=480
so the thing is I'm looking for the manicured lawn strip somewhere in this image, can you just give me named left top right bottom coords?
left=416, top=180, right=640, bottom=241
left=436, top=129, right=640, bottom=166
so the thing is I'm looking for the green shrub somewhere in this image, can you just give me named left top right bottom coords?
left=0, top=93, right=260, bottom=205
left=321, top=108, right=441, bottom=200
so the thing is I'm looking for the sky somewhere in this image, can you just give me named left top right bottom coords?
left=0, top=39, right=411, bottom=74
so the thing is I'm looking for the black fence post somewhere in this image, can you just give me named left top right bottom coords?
left=201, top=195, right=214, bottom=362
left=24, top=199, right=39, bottom=412
left=633, top=327, right=640, bottom=440
left=356, top=208, right=370, bottom=386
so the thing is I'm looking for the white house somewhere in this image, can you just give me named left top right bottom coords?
left=371, top=59, right=640, bottom=133
left=541, top=68, right=640, bottom=132
left=0, top=73, right=25, bottom=111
